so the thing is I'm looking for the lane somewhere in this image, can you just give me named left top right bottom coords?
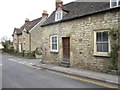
left=2, top=54, right=115, bottom=88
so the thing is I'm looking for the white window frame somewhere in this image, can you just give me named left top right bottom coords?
left=50, top=35, right=58, bottom=52
left=110, top=0, right=120, bottom=8
left=94, top=30, right=111, bottom=56
left=55, top=11, right=63, bottom=21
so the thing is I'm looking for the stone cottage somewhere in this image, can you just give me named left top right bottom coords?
left=20, top=18, right=42, bottom=53
left=30, top=10, right=48, bottom=52
left=12, top=11, right=48, bottom=53
left=12, top=28, right=22, bottom=52
left=41, top=0, right=120, bottom=72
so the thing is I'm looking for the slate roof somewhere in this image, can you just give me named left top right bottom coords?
left=20, top=17, right=42, bottom=32
left=42, top=2, right=110, bottom=26
left=13, top=28, right=22, bottom=35
left=13, top=17, right=42, bottom=36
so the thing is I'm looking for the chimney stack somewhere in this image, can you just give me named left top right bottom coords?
left=42, top=10, right=48, bottom=17
left=56, top=0, right=63, bottom=9
left=25, top=18, right=30, bottom=23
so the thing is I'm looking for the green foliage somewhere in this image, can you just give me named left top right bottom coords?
left=35, top=47, right=42, bottom=55
left=2, top=40, right=12, bottom=49
left=15, top=53, right=23, bottom=56
left=1, top=38, right=14, bottom=55
left=108, top=66, right=118, bottom=70
left=3, top=49, right=14, bottom=54
left=108, top=28, right=118, bottom=36
left=24, top=51, right=35, bottom=58
left=109, top=28, right=119, bottom=68
left=8, top=45, right=14, bottom=50
left=110, top=44, right=118, bottom=66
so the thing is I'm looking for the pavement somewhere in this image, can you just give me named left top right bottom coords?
left=2, top=53, right=119, bottom=85
left=33, top=61, right=119, bottom=85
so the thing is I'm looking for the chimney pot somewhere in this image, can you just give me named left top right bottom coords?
left=42, top=10, right=48, bottom=17
left=56, top=0, right=63, bottom=9
left=25, top=18, right=30, bottom=23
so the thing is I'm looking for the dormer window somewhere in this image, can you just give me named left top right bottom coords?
left=55, top=11, right=62, bottom=21
left=110, top=0, right=120, bottom=8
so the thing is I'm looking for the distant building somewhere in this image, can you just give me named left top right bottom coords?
left=12, top=28, right=22, bottom=52
left=12, top=11, right=48, bottom=53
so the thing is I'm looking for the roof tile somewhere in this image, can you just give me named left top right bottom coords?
left=42, top=2, right=110, bottom=26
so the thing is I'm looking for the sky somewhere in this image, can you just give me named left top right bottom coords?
left=0, top=0, right=75, bottom=41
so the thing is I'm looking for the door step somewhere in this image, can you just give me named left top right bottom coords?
left=59, top=60, right=70, bottom=67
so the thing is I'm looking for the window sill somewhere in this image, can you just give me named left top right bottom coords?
left=93, top=54, right=110, bottom=57
left=50, top=51, right=58, bottom=54
left=55, top=19, right=62, bottom=22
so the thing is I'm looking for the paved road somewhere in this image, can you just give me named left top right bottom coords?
left=1, top=54, right=117, bottom=88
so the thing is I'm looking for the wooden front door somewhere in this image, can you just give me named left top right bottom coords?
left=62, top=37, right=70, bottom=60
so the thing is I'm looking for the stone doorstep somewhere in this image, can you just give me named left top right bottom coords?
left=33, top=64, right=119, bottom=85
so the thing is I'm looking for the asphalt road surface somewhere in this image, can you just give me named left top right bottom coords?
left=1, top=54, right=118, bottom=88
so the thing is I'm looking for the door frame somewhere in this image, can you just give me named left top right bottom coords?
left=62, top=37, right=70, bottom=61
left=19, top=43, right=22, bottom=53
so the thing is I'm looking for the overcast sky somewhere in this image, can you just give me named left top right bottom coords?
left=0, top=0, right=75, bottom=41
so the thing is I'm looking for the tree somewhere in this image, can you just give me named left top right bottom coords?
left=1, top=36, right=12, bottom=50
left=1, top=36, right=9, bottom=43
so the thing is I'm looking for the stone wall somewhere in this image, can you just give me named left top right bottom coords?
left=13, top=33, right=23, bottom=52
left=118, top=11, right=120, bottom=69
left=22, top=29, right=31, bottom=53
left=18, top=35, right=22, bottom=52
left=41, top=9, right=120, bottom=71
left=13, top=33, right=19, bottom=51
left=30, top=17, right=47, bottom=52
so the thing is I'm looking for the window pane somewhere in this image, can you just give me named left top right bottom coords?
left=111, top=0, right=117, bottom=6
left=57, top=14, right=59, bottom=20
left=58, top=13, right=60, bottom=19
left=57, top=13, right=61, bottom=20
left=52, top=44, right=55, bottom=50
left=52, top=44, right=57, bottom=50
left=103, top=32, right=108, bottom=41
left=51, top=36, right=58, bottom=51
left=119, top=0, right=120, bottom=5
left=59, top=13, right=61, bottom=19
left=54, top=44, right=57, bottom=50
left=96, top=32, right=101, bottom=42
left=57, top=12, right=62, bottom=20
left=103, top=43, right=108, bottom=52
left=54, top=37, right=57, bottom=42
left=112, top=2, right=117, bottom=6
left=97, top=43, right=102, bottom=52
left=52, top=37, right=54, bottom=42
left=52, top=37, right=57, bottom=43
